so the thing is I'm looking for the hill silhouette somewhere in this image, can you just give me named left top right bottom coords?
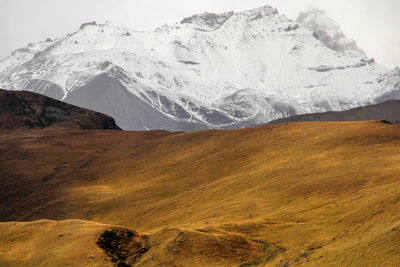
left=0, top=89, right=120, bottom=130
left=268, top=100, right=400, bottom=125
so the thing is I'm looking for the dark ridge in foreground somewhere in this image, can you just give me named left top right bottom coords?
left=0, top=89, right=121, bottom=130
left=268, top=100, right=400, bottom=125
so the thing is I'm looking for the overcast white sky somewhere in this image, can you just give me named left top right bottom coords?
left=0, top=0, right=399, bottom=68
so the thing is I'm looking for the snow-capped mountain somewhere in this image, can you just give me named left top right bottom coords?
left=0, top=5, right=399, bottom=131
left=297, top=8, right=366, bottom=57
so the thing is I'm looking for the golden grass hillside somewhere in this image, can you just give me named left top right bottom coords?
left=0, top=219, right=113, bottom=266
left=1, top=121, right=400, bottom=266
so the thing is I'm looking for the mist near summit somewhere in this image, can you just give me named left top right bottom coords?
left=0, top=0, right=399, bottom=67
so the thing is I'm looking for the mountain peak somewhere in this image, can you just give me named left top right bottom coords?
left=180, top=11, right=234, bottom=31
left=0, top=4, right=398, bottom=132
left=180, top=5, right=279, bottom=31
left=297, top=8, right=366, bottom=56
left=241, top=4, right=279, bottom=15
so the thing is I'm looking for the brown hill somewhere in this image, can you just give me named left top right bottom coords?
left=268, top=100, right=400, bottom=125
left=0, top=89, right=120, bottom=130
left=1, top=121, right=400, bottom=266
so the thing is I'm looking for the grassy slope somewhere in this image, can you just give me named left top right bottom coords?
left=1, top=121, right=400, bottom=266
left=0, top=220, right=112, bottom=267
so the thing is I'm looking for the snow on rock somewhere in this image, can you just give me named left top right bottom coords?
left=297, top=8, right=366, bottom=57
left=180, top=11, right=234, bottom=32
left=375, top=67, right=400, bottom=102
left=0, top=5, right=399, bottom=131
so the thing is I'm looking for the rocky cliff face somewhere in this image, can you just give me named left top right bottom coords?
left=297, top=8, right=366, bottom=56
left=0, top=5, right=398, bottom=131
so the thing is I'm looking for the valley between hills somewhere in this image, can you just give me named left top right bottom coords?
left=1, top=116, right=400, bottom=266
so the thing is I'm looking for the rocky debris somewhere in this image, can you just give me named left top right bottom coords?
left=181, top=11, right=234, bottom=31
left=79, top=21, right=97, bottom=30
left=178, top=60, right=200, bottom=65
left=285, top=24, right=299, bottom=31
left=309, top=59, right=375, bottom=72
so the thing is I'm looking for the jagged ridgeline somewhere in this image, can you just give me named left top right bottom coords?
left=0, top=5, right=399, bottom=131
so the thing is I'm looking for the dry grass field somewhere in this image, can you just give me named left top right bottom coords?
left=1, top=121, right=400, bottom=266
left=0, top=219, right=113, bottom=266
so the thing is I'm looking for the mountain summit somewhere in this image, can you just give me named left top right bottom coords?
left=0, top=5, right=399, bottom=131
left=297, top=8, right=366, bottom=56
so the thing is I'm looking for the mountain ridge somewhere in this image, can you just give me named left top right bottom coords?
left=0, top=5, right=399, bottom=131
left=268, top=98, right=400, bottom=125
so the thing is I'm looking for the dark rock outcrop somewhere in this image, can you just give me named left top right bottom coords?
left=0, top=89, right=120, bottom=130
